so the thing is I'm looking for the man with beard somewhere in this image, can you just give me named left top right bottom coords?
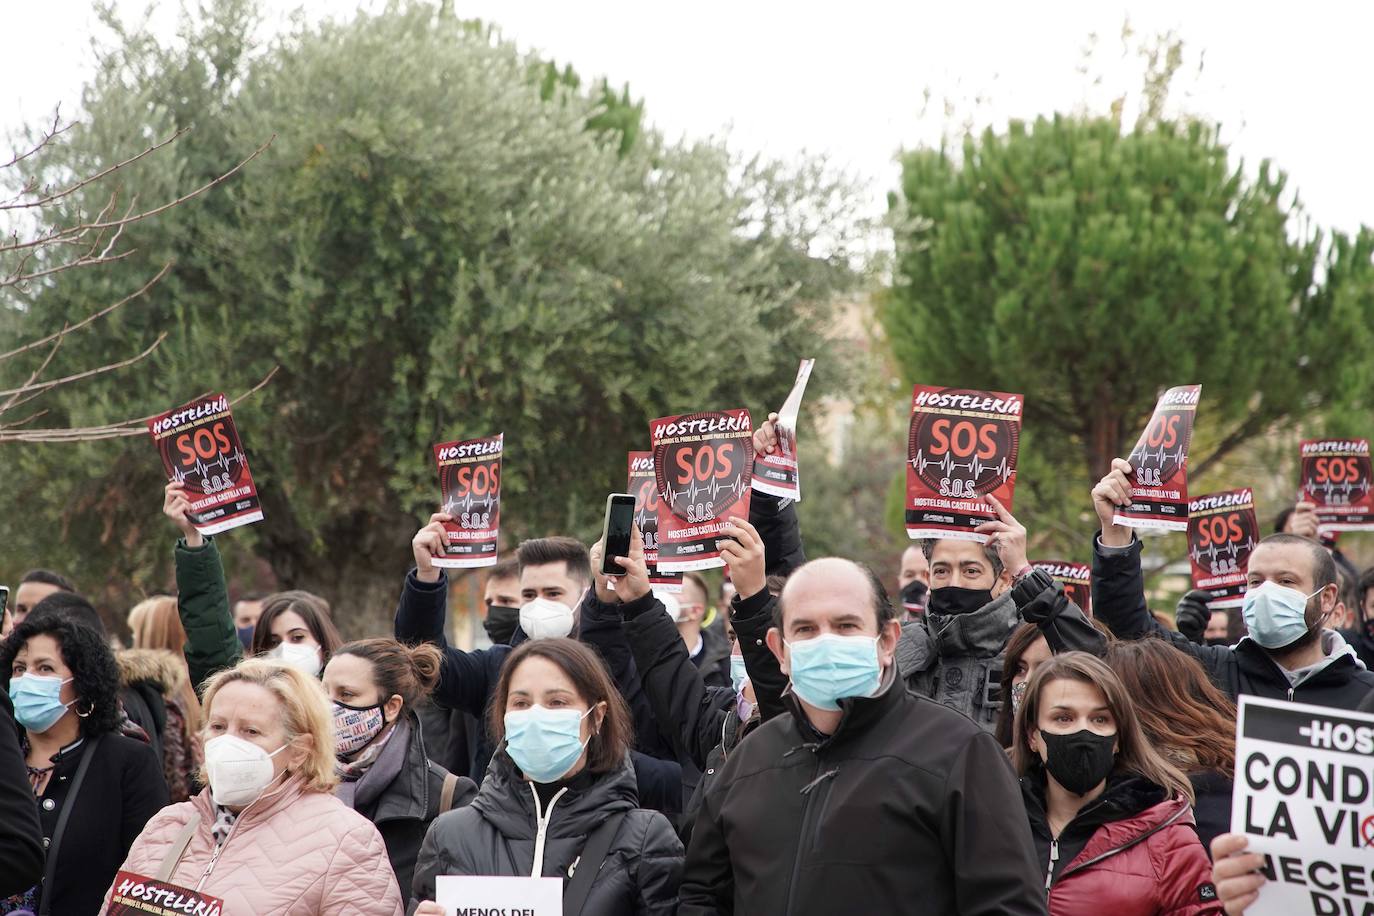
left=895, top=495, right=1104, bottom=731
left=1093, top=458, right=1374, bottom=710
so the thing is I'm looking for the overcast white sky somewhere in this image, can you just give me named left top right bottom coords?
left=4, top=0, right=1372, bottom=236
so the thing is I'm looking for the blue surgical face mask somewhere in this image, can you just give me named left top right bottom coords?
left=236, top=625, right=256, bottom=651
left=9, top=674, right=75, bottom=733
left=1242, top=581, right=1323, bottom=650
left=729, top=655, right=749, bottom=693
left=504, top=705, right=594, bottom=783
left=785, top=633, right=882, bottom=711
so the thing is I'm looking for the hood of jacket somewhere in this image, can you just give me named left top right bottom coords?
left=116, top=648, right=188, bottom=695
left=474, top=748, right=638, bottom=841
left=1234, top=628, right=1367, bottom=687
left=897, top=590, right=1019, bottom=672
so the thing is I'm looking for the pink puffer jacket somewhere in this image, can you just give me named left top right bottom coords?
left=99, top=775, right=403, bottom=916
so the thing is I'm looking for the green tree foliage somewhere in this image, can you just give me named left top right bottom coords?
left=0, top=1, right=860, bottom=631
left=884, top=109, right=1374, bottom=560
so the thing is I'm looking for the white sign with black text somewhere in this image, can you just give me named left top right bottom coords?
left=1231, top=695, right=1374, bottom=916
left=434, top=875, right=563, bottom=916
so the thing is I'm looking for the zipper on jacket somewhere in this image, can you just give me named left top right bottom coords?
left=527, top=783, right=569, bottom=879
left=194, top=780, right=290, bottom=892
left=1056, top=801, right=1190, bottom=884
left=783, top=757, right=834, bottom=916
left=1044, top=840, right=1059, bottom=890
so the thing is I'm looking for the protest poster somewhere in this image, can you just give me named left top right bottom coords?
left=148, top=393, right=263, bottom=536
left=904, top=385, right=1022, bottom=541
left=436, top=875, right=563, bottom=916
left=1114, top=385, right=1201, bottom=531
left=1300, top=439, right=1374, bottom=531
left=628, top=451, right=683, bottom=591
left=1032, top=560, right=1092, bottom=615
left=1230, top=695, right=1374, bottom=916
left=751, top=358, right=816, bottom=501
left=1187, top=488, right=1259, bottom=609
left=107, top=871, right=224, bottom=916
left=650, top=409, right=754, bottom=572
left=432, top=434, right=503, bottom=569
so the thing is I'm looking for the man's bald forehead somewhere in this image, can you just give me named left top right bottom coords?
left=784, top=557, right=873, bottom=595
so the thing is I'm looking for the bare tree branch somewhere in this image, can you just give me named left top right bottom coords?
left=0, top=333, right=167, bottom=399
left=0, top=367, right=280, bottom=443
left=0, top=135, right=274, bottom=256
left=0, top=127, right=189, bottom=212
left=0, top=262, right=172, bottom=362
left=0, top=106, right=74, bottom=171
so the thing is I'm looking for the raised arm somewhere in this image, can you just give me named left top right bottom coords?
left=394, top=514, right=498, bottom=717
left=1089, top=459, right=1162, bottom=641
left=750, top=415, right=806, bottom=578
left=975, top=494, right=1107, bottom=656
left=165, top=482, right=241, bottom=690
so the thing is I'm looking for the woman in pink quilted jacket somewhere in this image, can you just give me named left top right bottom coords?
left=99, top=659, right=403, bottom=915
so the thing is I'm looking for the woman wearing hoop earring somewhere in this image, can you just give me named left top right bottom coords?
left=0, top=614, right=168, bottom=915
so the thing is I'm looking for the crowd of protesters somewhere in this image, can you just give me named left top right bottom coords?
left=2, top=415, right=1373, bottom=916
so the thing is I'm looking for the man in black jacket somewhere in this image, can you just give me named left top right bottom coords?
left=897, top=495, right=1105, bottom=730
left=680, top=557, right=1047, bottom=916
left=1092, top=457, right=1374, bottom=710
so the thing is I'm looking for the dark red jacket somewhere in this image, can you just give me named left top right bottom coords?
left=1024, top=773, right=1222, bottom=916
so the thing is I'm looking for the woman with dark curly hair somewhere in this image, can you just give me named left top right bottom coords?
left=0, top=615, right=168, bottom=916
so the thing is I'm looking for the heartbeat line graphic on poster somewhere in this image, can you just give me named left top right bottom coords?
left=1189, top=537, right=1258, bottom=567
left=1135, top=443, right=1190, bottom=468
left=635, top=505, right=652, bottom=529
left=911, top=450, right=1012, bottom=481
left=1307, top=479, right=1373, bottom=502
left=172, top=449, right=248, bottom=485
left=444, top=491, right=498, bottom=514
left=666, top=476, right=749, bottom=506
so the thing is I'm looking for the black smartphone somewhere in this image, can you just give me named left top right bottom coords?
left=601, top=493, right=637, bottom=576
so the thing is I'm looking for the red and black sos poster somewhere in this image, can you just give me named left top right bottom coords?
left=432, top=434, right=503, bottom=569
left=905, top=385, right=1022, bottom=541
left=751, top=358, right=815, bottom=501
left=108, top=871, right=224, bottom=916
left=628, top=451, right=684, bottom=591
left=1032, top=560, right=1092, bottom=616
left=148, top=394, right=263, bottom=536
left=1114, top=385, right=1201, bottom=532
left=1187, top=488, right=1259, bottom=609
left=650, top=409, right=754, bottom=572
left=1300, top=439, right=1374, bottom=531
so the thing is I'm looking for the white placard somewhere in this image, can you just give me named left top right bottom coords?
left=1230, top=695, right=1374, bottom=916
left=434, top=875, right=563, bottom=916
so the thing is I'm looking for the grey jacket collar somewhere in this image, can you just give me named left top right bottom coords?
left=896, top=591, right=1020, bottom=675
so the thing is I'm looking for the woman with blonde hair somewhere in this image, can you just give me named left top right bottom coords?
left=101, top=659, right=402, bottom=915
left=1014, top=651, right=1220, bottom=915
left=126, top=595, right=202, bottom=801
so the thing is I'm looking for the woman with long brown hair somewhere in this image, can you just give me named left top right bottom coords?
left=1106, top=638, right=1237, bottom=850
left=412, top=637, right=682, bottom=916
left=126, top=595, right=203, bottom=801
left=1013, top=652, right=1220, bottom=915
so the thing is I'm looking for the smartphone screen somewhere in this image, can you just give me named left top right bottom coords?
left=602, top=493, right=637, bottom=576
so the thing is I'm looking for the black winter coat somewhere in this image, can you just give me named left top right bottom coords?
left=0, top=692, right=42, bottom=899
left=412, top=753, right=683, bottom=915
left=393, top=574, right=683, bottom=811
left=1093, top=535, right=1374, bottom=709
left=343, top=715, right=476, bottom=897
left=32, top=731, right=168, bottom=915
left=679, top=674, right=1048, bottom=916
left=621, top=586, right=783, bottom=842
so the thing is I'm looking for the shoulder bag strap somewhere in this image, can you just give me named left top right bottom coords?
left=38, top=733, right=104, bottom=916
left=155, top=813, right=203, bottom=881
left=563, top=811, right=626, bottom=916
left=439, top=772, right=459, bottom=813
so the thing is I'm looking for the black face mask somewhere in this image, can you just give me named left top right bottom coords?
left=1204, top=636, right=1230, bottom=647
left=1041, top=729, right=1117, bottom=796
left=900, top=581, right=929, bottom=614
left=484, top=605, right=521, bottom=645
left=928, top=586, right=993, bottom=616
